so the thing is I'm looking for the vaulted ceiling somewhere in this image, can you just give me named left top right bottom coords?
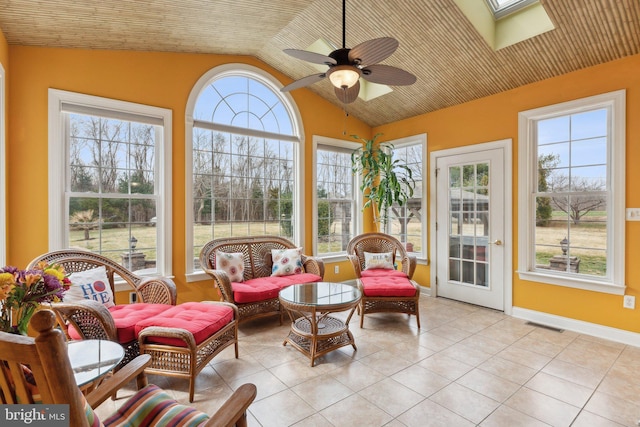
left=1, top=0, right=639, bottom=126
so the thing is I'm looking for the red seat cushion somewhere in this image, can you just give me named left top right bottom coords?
left=361, top=269, right=408, bottom=279
left=135, top=302, right=235, bottom=347
left=232, top=273, right=322, bottom=303
left=67, top=303, right=169, bottom=344
left=360, top=271, right=417, bottom=297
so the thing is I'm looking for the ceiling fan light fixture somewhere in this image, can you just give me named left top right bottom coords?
left=327, top=65, right=361, bottom=89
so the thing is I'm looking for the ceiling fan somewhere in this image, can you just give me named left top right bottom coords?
left=280, top=0, right=417, bottom=104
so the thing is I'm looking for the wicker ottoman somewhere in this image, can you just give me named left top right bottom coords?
left=136, top=301, right=239, bottom=402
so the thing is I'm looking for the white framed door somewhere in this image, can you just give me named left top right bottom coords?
left=430, top=140, right=512, bottom=312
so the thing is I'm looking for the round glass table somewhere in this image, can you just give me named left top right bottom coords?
left=279, top=282, right=361, bottom=366
left=68, top=339, right=124, bottom=388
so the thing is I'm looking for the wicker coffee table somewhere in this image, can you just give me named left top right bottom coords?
left=279, top=282, right=361, bottom=366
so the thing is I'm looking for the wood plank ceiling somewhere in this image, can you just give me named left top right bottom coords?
left=0, top=0, right=638, bottom=126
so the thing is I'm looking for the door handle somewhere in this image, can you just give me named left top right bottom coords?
left=489, top=240, right=502, bottom=246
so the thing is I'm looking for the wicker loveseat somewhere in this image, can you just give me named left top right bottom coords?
left=199, top=236, right=325, bottom=323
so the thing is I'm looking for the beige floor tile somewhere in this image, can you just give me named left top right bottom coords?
left=391, top=364, right=451, bottom=397
left=417, top=331, right=457, bottom=352
left=496, top=345, right=552, bottom=370
left=525, top=371, right=594, bottom=407
left=418, top=352, right=475, bottom=380
left=541, top=359, right=604, bottom=389
left=396, top=398, right=475, bottom=427
left=291, top=375, right=354, bottom=411
left=458, top=333, right=511, bottom=355
left=430, top=382, right=501, bottom=424
left=319, top=394, right=393, bottom=427
left=227, top=369, right=288, bottom=402
left=358, top=348, right=414, bottom=376
left=456, top=368, right=521, bottom=402
left=269, top=357, right=326, bottom=388
left=437, top=342, right=494, bottom=366
left=479, top=405, right=552, bottom=427
left=249, top=389, right=316, bottom=427
left=291, top=413, right=335, bottom=427
left=359, top=377, right=425, bottom=417
left=513, top=335, right=567, bottom=358
left=584, top=390, right=640, bottom=426
left=504, top=387, right=580, bottom=427
left=571, top=410, right=626, bottom=427
left=478, top=356, right=538, bottom=385
left=329, top=360, right=388, bottom=391
left=427, top=324, right=475, bottom=342
left=212, top=352, right=265, bottom=383
left=596, top=372, right=640, bottom=403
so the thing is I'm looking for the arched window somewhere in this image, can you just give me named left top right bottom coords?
left=185, top=64, right=304, bottom=278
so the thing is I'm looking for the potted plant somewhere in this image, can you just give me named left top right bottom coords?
left=351, top=133, right=416, bottom=232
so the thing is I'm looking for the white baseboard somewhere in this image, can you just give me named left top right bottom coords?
left=512, top=307, right=640, bottom=348
left=420, top=287, right=432, bottom=297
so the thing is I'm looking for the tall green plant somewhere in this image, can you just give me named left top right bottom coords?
left=351, top=134, right=415, bottom=231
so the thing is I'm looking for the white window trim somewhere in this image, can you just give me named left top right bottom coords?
left=48, top=89, right=173, bottom=277
left=185, top=64, right=305, bottom=281
left=0, top=64, right=5, bottom=266
left=517, top=90, right=625, bottom=295
left=386, top=133, right=428, bottom=261
left=312, top=135, right=362, bottom=260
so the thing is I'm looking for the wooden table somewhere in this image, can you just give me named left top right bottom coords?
left=279, top=282, right=361, bottom=366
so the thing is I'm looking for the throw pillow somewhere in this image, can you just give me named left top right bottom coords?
left=66, top=266, right=115, bottom=308
left=364, top=251, right=394, bottom=270
left=271, top=248, right=303, bottom=277
left=215, top=251, right=245, bottom=282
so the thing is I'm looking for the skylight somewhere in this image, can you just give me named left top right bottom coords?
left=486, top=0, right=537, bottom=19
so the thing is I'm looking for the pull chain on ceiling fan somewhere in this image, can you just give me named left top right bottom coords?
left=280, top=0, right=417, bottom=104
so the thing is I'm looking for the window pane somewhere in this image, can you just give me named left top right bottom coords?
left=67, top=110, right=160, bottom=274
left=316, top=147, right=355, bottom=255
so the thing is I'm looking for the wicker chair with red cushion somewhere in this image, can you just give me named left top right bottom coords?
left=27, top=250, right=177, bottom=367
left=347, top=232, right=421, bottom=328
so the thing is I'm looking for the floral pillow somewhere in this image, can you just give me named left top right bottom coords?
left=215, top=251, right=245, bottom=282
left=364, top=251, right=395, bottom=270
left=271, top=248, right=304, bottom=277
left=66, top=266, right=115, bottom=308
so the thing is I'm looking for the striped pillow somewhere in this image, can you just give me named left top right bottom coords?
left=103, top=384, right=209, bottom=426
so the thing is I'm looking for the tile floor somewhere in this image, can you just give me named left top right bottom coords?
left=95, top=296, right=640, bottom=426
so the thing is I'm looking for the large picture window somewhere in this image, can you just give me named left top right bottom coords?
left=48, top=89, right=172, bottom=276
left=313, top=137, right=361, bottom=257
left=386, top=134, right=427, bottom=259
left=186, top=65, right=303, bottom=277
left=518, top=90, right=625, bottom=294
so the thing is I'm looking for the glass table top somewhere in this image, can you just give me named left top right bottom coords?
left=279, top=282, right=361, bottom=307
left=68, top=339, right=125, bottom=387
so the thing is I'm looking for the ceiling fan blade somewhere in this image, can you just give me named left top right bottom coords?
left=283, top=49, right=337, bottom=65
left=361, top=64, right=417, bottom=85
left=348, top=37, right=399, bottom=66
left=281, top=73, right=327, bottom=92
left=334, top=81, right=360, bottom=104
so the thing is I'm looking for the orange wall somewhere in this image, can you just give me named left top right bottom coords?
left=376, top=53, right=640, bottom=333
left=5, top=46, right=369, bottom=302
left=0, top=29, right=7, bottom=264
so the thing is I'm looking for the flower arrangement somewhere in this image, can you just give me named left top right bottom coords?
left=0, top=262, right=71, bottom=335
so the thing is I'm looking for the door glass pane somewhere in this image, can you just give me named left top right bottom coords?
left=448, top=162, right=491, bottom=288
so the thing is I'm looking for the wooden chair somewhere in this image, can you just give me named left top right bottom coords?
left=0, top=309, right=257, bottom=427
left=26, top=250, right=177, bottom=366
left=347, top=232, right=421, bottom=328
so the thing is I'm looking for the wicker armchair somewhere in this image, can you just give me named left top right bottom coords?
left=199, top=236, right=325, bottom=323
left=27, top=250, right=177, bottom=366
left=0, top=309, right=256, bottom=427
left=347, top=232, right=421, bottom=328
